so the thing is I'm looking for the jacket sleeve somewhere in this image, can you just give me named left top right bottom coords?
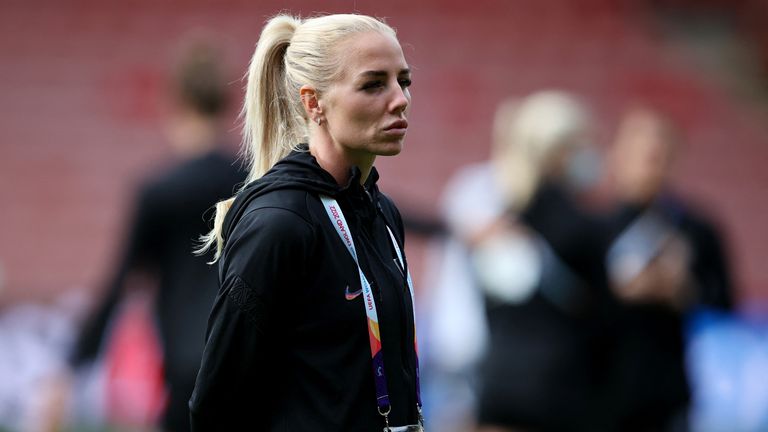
left=189, top=207, right=314, bottom=431
left=70, top=184, right=162, bottom=366
left=691, top=218, right=734, bottom=310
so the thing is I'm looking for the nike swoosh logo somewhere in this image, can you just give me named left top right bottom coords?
left=345, top=285, right=362, bottom=300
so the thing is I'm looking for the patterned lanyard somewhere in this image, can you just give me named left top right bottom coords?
left=320, top=195, right=423, bottom=429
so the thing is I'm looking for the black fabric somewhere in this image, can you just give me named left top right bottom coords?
left=70, top=149, right=245, bottom=431
left=189, top=148, right=419, bottom=431
left=605, top=193, right=734, bottom=432
left=476, top=182, right=613, bottom=432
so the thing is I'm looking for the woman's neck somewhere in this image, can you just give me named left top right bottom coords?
left=168, top=114, right=219, bottom=158
left=309, top=141, right=375, bottom=186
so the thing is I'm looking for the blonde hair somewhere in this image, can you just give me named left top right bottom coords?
left=492, top=91, right=590, bottom=211
left=198, top=13, right=397, bottom=261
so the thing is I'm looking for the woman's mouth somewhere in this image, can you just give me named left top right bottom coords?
left=383, top=119, right=408, bottom=135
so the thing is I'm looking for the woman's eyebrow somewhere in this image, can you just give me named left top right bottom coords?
left=357, top=70, right=388, bottom=79
left=357, top=68, right=411, bottom=79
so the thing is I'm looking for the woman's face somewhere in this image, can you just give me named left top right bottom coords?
left=318, top=31, right=411, bottom=163
left=612, top=111, right=675, bottom=203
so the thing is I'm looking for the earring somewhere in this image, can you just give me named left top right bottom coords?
left=315, top=117, right=322, bottom=125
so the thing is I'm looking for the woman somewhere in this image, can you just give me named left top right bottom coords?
left=189, top=14, right=423, bottom=431
left=441, top=91, right=610, bottom=432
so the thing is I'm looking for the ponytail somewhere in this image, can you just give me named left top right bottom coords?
left=197, top=15, right=303, bottom=261
left=197, top=198, right=234, bottom=262
left=242, top=15, right=304, bottom=183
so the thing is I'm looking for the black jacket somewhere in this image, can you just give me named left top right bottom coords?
left=189, top=148, right=420, bottom=431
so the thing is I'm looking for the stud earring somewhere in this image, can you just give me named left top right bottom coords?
left=316, top=117, right=322, bottom=125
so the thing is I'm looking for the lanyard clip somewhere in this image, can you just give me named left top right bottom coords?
left=417, top=404, right=425, bottom=428
left=379, top=405, right=392, bottom=431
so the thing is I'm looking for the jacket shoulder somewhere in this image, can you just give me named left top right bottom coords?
left=222, top=201, right=317, bottom=286
left=241, top=188, right=316, bottom=225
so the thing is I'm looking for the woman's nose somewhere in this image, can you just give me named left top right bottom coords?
left=389, top=85, right=409, bottom=114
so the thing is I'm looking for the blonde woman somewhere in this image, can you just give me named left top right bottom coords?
left=445, top=91, right=608, bottom=432
left=189, top=14, right=423, bottom=431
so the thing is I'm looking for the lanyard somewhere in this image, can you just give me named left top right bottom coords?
left=320, top=195, right=423, bottom=427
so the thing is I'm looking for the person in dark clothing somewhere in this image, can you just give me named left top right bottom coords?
left=476, top=182, right=611, bottom=432
left=189, top=14, right=422, bottom=431
left=70, top=41, right=244, bottom=431
left=440, top=91, right=611, bottom=432
left=603, top=107, right=734, bottom=432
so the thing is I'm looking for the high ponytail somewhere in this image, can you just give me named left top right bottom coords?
left=198, top=13, right=397, bottom=262
left=243, top=15, right=304, bottom=183
left=197, top=15, right=303, bottom=261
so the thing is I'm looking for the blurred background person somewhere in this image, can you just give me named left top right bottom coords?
left=420, top=100, right=518, bottom=432
left=603, top=106, right=735, bottom=432
left=472, top=91, right=609, bottom=432
left=67, top=38, right=244, bottom=431
left=426, top=90, right=611, bottom=432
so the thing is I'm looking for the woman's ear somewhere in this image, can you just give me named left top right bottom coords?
left=300, top=85, right=322, bottom=124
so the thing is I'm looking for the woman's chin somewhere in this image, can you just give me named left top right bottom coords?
left=374, top=139, right=404, bottom=156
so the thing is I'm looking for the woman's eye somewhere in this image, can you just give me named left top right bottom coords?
left=361, top=81, right=384, bottom=91
left=398, top=78, right=412, bottom=88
